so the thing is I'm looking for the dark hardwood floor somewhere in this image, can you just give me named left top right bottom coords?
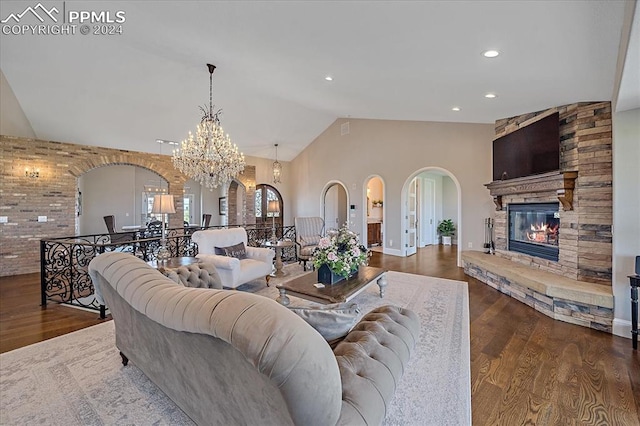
left=0, top=273, right=110, bottom=354
left=1, top=245, right=638, bottom=425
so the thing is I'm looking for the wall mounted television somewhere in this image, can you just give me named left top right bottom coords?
left=493, top=112, right=560, bottom=181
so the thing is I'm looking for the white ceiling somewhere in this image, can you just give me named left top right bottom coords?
left=0, top=1, right=637, bottom=161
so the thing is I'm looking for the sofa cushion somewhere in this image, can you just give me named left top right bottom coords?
left=215, top=242, right=247, bottom=259
left=288, top=303, right=360, bottom=341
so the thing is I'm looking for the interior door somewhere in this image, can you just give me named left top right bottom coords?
left=406, top=177, right=418, bottom=256
left=423, top=178, right=436, bottom=245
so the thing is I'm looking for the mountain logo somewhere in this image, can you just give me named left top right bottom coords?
left=1, top=3, right=59, bottom=24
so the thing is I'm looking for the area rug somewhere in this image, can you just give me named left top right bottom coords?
left=0, top=269, right=471, bottom=426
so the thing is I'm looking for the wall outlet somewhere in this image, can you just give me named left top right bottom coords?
left=468, top=242, right=473, bottom=248
left=38, top=216, right=47, bottom=222
left=0, top=216, right=7, bottom=223
left=389, top=239, right=393, bottom=247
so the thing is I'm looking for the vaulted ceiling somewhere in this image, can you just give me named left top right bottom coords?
left=1, top=1, right=637, bottom=161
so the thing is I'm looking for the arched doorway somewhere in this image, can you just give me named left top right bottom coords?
left=321, top=181, right=349, bottom=231
left=255, top=184, right=283, bottom=229
left=78, top=164, right=169, bottom=235
left=228, top=180, right=247, bottom=226
left=401, top=167, right=462, bottom=266
left=363, top=175, right=385, bottom=249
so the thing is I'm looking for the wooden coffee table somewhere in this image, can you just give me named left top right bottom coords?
left=275, top=266, right=387, bottom=306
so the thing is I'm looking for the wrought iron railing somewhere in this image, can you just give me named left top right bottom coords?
left=40, top=224, right=297, bottom=317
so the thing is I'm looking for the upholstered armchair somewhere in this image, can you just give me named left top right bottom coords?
left=191, top=228, right=274, bottom=288
left=294, top=217, right=325, bottom=269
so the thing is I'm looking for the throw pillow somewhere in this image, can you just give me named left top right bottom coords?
left=214, top=242, right=247, bottom=259
left=288, top=303, right=360, bottom=341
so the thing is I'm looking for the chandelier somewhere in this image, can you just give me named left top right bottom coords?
left=172, top=64, right=245, bottom=190
left=272, top=143, right=282, bottom=184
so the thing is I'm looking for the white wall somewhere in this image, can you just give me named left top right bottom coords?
left=0, top=68, right=35, bottom=138
left=290, top=118, right=495, bottom=261
left=184, top=178, right=202, bottom=225
left=612, top=107, right=640, bottom=338
left=81, top=165, right=146, bottom=235
left=442, top=176, right=458, bottom=244
left=202, top=185, right=227, bottom=226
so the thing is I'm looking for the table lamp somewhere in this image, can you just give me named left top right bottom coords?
left=267, top=200, right=280, bottom=242
left=152, top=194, right=176, bottom=262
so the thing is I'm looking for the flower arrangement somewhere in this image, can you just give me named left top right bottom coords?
left=312, top=224, right=368, bottom=278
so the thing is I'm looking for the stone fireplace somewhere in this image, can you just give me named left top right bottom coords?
left=487, top=102, right=612, bottom=286
left=508, top=202, right=559, bottom=261
left=463, top=101, right=614, bottom=332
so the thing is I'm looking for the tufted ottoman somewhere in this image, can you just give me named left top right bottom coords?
left=335, top=305, right=420, bottom=425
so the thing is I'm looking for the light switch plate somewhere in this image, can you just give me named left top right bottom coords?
left=38, top=216, right=47, bottom=222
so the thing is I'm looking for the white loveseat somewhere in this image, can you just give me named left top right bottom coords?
left=192, top=227, right=274, bottom=288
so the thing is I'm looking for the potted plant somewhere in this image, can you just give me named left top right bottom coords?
left=437, top=219, right=456, bottom=245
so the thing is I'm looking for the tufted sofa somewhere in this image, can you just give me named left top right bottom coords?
left=89, top=252, right=420, bottom=426
left=191, top=227, right=274, bottom=288
left=161, top=262, right=223, bottom=289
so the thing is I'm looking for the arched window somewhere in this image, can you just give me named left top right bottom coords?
left=255, top=184, right=283, bottom=228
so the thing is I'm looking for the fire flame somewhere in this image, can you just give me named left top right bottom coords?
left=526, top=222, right=558, bottom=243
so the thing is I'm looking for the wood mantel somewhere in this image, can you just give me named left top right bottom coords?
left=485, top=171, right=578, bottom=211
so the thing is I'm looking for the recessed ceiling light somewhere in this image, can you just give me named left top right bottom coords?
left=482, top=50, right=500, bottom=58
left=325, top=76, right=333, bottom=81
left=452, top=107, right=461, bottom=111
left=485, top=93, right=497, bottom=99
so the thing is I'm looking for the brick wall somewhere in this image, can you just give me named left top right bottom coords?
left=0, top=135, right=255, bottom=277
left=227, top=174, right=256, bottom=226
left=492, top=102, right=612, bottom=285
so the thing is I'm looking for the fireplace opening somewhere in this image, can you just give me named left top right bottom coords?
left=508, top=203, right=559, bottom=261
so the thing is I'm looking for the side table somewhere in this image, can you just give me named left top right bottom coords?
left=263, top=240, right=295, bottom=277
left=630, top=275, right=639, bottom=350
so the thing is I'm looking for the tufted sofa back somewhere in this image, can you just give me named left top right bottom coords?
left=89, top=252, right=342, bottom=426
left=162, top=262, right=223, bottom=289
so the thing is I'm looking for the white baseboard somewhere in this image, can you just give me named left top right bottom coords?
left=383, top=248, right=403, bottom=257
left=613, top=318, right=633, bottom=339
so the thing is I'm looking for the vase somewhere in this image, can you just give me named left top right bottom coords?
left=317, top=264, right=346, bottom=285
